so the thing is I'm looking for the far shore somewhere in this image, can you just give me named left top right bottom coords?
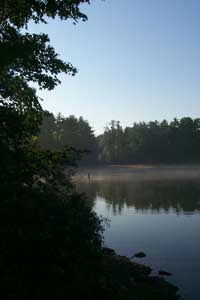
left=74, top=164, right=200, bottom=182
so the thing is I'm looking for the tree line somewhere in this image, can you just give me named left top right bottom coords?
left=38, top=111, right=98, bottom=162
left=38, top=115, right=200, bottom=164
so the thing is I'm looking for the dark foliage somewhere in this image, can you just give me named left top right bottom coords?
left=0, top=0, right=90, bottom=28
left=99, top=118, right=200, bottom=164
left=0, top=1, right=105, bottom=299
left=39, top=115, right=200, bottom=164
left=38, top=111, right=98, bottom=163
left=0, top=186, right=103, bottom=300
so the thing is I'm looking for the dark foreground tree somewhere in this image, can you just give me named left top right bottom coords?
left=0, top=1, right=104, bottom=299
left=0, top=0, right=90, bottom=183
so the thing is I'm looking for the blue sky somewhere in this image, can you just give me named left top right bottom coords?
left=30, top=0, right=200, bottom=135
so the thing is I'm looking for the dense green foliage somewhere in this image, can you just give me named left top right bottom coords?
left=39, top=115, right=200, bottom=164
left=38, top=111, right=98, bottom=162
left=0, top=0, right=89, bottom=183
left=0, top=0, right=90, bottom=27
left=99, top=118, right=200, bottom=163
left=1, top=184, right=104, bottom=299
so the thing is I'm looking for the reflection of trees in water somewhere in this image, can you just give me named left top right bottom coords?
left=76, top=180, right=200, bottom=215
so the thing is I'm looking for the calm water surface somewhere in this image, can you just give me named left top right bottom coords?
left=76, top=167, right=200, bottom=300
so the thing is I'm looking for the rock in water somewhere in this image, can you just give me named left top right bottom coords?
left=134, top=252, right=146, bottom=258
left=159, top=270, right=172, bottom=276
left=103, top=247, right=116, bottom=255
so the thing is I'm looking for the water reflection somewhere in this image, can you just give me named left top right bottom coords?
left=76, top=177, right=200, bottom=300
left=76, top=179, right=200, bottom=215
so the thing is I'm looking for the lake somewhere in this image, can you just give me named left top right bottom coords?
left=76, top=165, right=200, bottom=300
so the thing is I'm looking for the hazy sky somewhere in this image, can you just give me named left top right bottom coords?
left=30, top=0, right=200, bottom=135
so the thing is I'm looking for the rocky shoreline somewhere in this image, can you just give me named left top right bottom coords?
left=102, top=247, right=181, bottom=300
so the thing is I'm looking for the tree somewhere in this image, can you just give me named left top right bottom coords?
left=38, top=111, right=56, bottom=149
left=0, top=2, right=106, bottom=299
left=98, top=117, right=200, bottom=164
left=0, top=0, right=95, bottom=183
left=99, top=121, right=123, bottom=163
left=0, top=1, right=92, bottom=110
left=38, top=113, right=98, bottom=162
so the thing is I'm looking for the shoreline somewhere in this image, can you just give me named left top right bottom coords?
left=102, top=247, right=180, bottom=300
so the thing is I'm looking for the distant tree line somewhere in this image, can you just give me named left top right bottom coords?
left=38, top=114, right=200, bottom=164
left=99, top=118, right=200, bottom=164
left=38, top=111, right=98, bottom=163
